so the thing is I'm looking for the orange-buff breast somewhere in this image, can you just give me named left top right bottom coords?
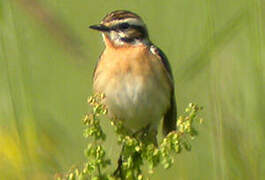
left=93, top=44, right=171, bottom=131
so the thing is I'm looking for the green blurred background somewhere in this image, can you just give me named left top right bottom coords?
left=0, top=0, right=264, bottom=179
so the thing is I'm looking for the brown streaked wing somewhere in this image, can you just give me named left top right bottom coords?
left=150, top=45, right=177, bottom=136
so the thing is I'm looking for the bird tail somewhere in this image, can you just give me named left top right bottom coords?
left=162, top=96, right=177, bottom=136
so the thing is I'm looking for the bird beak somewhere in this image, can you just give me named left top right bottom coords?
left=89, top=24, right=110, bottom=32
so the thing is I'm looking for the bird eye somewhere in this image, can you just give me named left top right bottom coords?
left=119, top=23, right=129, bottom=29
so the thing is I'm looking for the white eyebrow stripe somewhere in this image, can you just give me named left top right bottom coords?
left=111, top=18, right=145, bottom=27
left=124, top=18, right=145, bottom=26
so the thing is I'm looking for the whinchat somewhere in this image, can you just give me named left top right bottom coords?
left=90, top=10, right=177, bottom=143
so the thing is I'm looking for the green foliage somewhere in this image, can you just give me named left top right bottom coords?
left=59, top=94, right=203, bottom=180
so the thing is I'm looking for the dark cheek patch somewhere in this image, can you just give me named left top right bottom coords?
left=120, top=29, right=143, bottom=43
left=128, top=29, right=141, bottom=38
left=131, top=25, right=147, bottom=38
left=126, top=28, right=146, bottom=40
left=120, top=37, right=134, bottom=43
left=114, top=24, right=148, bottom=43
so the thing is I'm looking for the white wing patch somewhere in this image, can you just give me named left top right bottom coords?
left=150, top=45, right=157, bottom=55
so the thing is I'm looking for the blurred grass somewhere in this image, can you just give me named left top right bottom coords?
left=0, top=0, right=264, bottom=179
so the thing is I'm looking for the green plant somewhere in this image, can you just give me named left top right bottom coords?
left=58, top=93, right=203, bottom=180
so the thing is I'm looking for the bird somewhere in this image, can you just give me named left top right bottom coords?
left=89, top=10, right=177, bottom=144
